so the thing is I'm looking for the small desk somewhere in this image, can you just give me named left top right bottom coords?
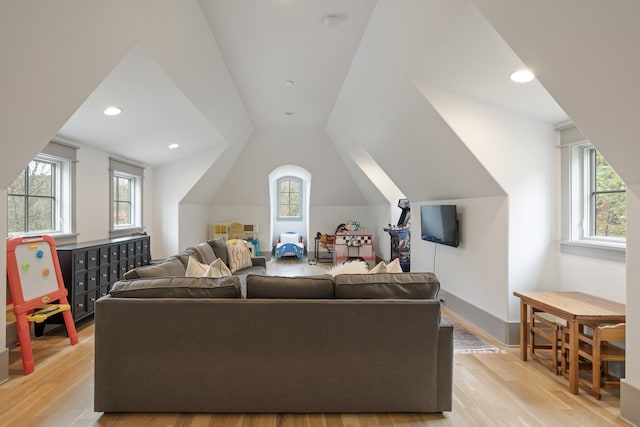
left=513, top=291, right=625, bottom=394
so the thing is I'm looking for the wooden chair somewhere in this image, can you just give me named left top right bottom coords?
left=576, top=323, right=626, bottom=399
left=530, top=311, right=566, bottom=374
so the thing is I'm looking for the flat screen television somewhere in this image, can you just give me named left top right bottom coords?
left=420, top=204, right=459, bottom=247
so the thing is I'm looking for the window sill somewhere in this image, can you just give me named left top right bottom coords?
left=110, top=227, right=144, bottom=238
left=560, top=239, right=626, bottom=262
left=8, top=232, right=79, bottom=245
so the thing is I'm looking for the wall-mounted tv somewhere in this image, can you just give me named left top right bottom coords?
left=420, top=204, right=460, bottom=247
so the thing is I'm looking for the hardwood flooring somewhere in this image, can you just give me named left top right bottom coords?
left=0, top=257, right=629, bottom=426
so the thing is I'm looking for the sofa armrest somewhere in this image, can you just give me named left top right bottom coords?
left=437, top=319, right=454, bottom=411
left=251, top=256, right=267, bottom=269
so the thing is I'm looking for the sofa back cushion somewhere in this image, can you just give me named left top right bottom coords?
left=110, top=276, right=241, bottom=298
left=171, top=248, right=198, bottom=268
left=207, top=237, right=228, bottom=266
left=122, top=257, right=186, bottom=280
left=192, top=242, right=218, bottom=264
left=246, top=274, right=334, bottom=299
left=334, top=272, right=440, bottom=299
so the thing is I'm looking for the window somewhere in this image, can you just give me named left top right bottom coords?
left=113, top=174, right=134, bottom=227
left=110, top=158, right=144, bottom=234
left=277, top=177, right=302, bottom=220
left=561, top=124, right=626, bottom=251
left=587, top=148, right=626, bottom=239
left=7, top=141, right=75, bottom=236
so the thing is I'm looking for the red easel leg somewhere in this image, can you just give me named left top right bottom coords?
left=61, top=308, right=78, bottom=345
left=15, top=312, right=35, bottom=375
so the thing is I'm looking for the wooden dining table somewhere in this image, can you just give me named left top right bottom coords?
left=513, top=291, right=626, bottom=394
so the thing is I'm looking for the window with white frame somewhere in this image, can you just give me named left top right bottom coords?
left=561, top=124, right=626, bottom=249
left=7, top=141, right=76, bottom=236
left=110, top=158, right=144, bottom=234
left=277, top=176, right=302, bottom=220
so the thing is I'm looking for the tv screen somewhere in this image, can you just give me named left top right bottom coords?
left=420, top=205, right=459, bottom=247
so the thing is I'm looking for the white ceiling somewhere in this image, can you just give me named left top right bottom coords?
left=55, top=0, right=567, bottom=168
left=58, top=46, right=227, bottom=167
left=200, top=0, right=377, bottom=130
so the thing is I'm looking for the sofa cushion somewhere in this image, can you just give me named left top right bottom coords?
left=109, top=276, right=241, bottom=298
left=171, top=248, right=198, bottom=268
left=246, top=274, right=335, bottom=299
left=123, top=257, right=186, bottom=280
left=334, top=273, right=440, bottom=299
left=192, top=242, right=218, bottom=264
left=227, top=240, right=253, bottom=273
left=207, top=237, right=228, bottom=266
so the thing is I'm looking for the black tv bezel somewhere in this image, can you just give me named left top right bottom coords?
left=420, top=204, right=460, bottom=248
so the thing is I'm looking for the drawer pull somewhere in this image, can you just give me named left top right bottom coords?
left=78, top=260, right=84, bottom=264
left=77, top=303, right=84, bottom=308
left=90, top=297, right=96, bottom=302
left=77, top=282, right=84, bottom=286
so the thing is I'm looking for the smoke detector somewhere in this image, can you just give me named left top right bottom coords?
left=322, top=14, right=342, bottom=28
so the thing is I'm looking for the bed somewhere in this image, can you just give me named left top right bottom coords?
left=275, top=232, right=304, bottom=259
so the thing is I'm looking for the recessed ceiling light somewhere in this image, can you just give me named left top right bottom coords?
left=284, top=80, right=295, bottom=87
left=168, top=143, right=180, bottom=149
left=510, top=69, right=535, bottom=83
left=285, top=112, right=294, bottom=116
left=103, top=106, right=122, bottom=116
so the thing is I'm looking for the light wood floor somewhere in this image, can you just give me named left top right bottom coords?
left=0, top=257, right=629, bottom=427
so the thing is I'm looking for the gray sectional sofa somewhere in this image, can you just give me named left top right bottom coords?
left=94, top=243, right=453, bottom=414
left=122, top=238, right=267, bottom=293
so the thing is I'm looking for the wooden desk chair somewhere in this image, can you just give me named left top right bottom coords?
left=530, top=311, right=566, bottom=375
left=576, top=323, right=626, bottom=399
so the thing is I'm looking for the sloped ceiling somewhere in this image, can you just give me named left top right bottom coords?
left=472, top=0, right=640, bottom=185
left=3, top=0, right=574, bottom=207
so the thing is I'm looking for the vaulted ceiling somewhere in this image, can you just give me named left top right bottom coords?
left=55, top=1, right=564, bottom=166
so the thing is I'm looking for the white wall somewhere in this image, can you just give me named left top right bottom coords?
left=0, top=189, right=6, bottom=355
left=178, top=203, right=210, bottom=251
left=625, top=185, right=640, bottom=391
left=417, top=85, right=557, bottom=321
left=412, top=197, right=509, bottom=320
left=556, top=252, right=626, bottom=303
left=152, top=150, right=221, bottom=259
left=74, top=143, right=112, bottom=241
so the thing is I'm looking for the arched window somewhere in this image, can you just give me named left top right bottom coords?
left=277, top=176, right=302, bottom=221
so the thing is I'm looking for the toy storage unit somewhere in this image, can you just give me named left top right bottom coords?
left=333, top=233, right=375, bottom=268
left=56, top=235, right=151, bottom=322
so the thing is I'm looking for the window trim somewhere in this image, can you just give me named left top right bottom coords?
left=7, top=140, right=76, bottom=239
left=109, top=157, right=144, bottom=236
left=559, top=124, right=626, bottom=260
left=276, top=176, right=303, bottom=221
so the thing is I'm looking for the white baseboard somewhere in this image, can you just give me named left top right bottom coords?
left=621, top=380, right=640, bottom=426
left=0, top=348, right=8, bottom=385
left=439, top=289, right=520, bottom=346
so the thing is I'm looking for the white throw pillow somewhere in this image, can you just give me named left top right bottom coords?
left=329, top=260, right=370, bottom=276
left=186, top=256, right=233, bottom=278
left=368, top=261, right=386, bottom=274
left=385, top=258, right=403, bottom=273
left=227, top=240, right=253, bottom=273
left=203, top=258, right=232, bottom=278
left=368, top=259, right=403, bottom=274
